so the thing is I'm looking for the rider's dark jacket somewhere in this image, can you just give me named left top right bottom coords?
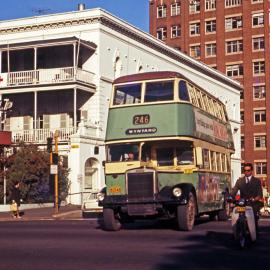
left=231, top=176, right=263, bottom=200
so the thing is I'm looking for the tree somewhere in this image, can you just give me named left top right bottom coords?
left=3, top=142, right=70, bottom=204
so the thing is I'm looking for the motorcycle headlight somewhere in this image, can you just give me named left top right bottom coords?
left=172, top=187, right=182, bottom=197
left=97, top=192, right=105, bottom=202
left=238, top=198, right=245, bottom=206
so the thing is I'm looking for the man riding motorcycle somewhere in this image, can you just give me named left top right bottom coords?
left=230, top=162, right=264, bottom=234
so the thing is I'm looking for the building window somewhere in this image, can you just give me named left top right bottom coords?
left=205, top=43, right=216, bottom=57
left=226, top=64, right=243, bottom=77
left=205, top=20, right=216, bottom=33
left=240, top=111, right=244, bottom=123
left=241, top=136, right=244, bottom=149
left=254, top=135, right=266, bottom=149
left=252, top=0, right=263, bottom=3
left=254, top=110, right=266, bottom=123
left=255, top=162, right=267, bottom=175
left=157, top=27, right=167, bottom=40
left=225, top=0, right=242, bottom=7
left=190, top=45, right=201, bottom=58
left=253, top=85, right=266, bottom=99
left=225, top=16, right=242, bottom=30
left=157, top=5, right=167, bottom=18
left=171, top=2, right=180, bottom=16
left=226, top=40, right=243, bottom=54
left=253, top=61, right=265, bottom=75
left=240, top=90, right=244, bottom=99
left=252, top=13, right=264, bottom=27
left=252, top=36, right=264, bottom=51
left=171, top=25, right=181, bottom=38
left=190, top=23, right=200, bottom=36
left=189, top=0, right=200, bottom=13
left=205, top=0, right=216, bottom=10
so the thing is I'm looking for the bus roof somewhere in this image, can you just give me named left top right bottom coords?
left=113, top=71, right=186, bottom=84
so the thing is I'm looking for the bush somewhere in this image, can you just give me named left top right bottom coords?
left=1, top=142, right=70, bottom=204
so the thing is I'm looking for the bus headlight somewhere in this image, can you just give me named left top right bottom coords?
left=97, top=192, right=105, bottom=202
left=172, top=187, right=182, bottom=197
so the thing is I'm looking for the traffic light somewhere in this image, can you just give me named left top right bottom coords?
left=47, top=137, right=53, bottom=153
left=52, top=153, right=59, bottom=165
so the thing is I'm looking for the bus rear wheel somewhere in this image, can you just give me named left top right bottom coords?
left=103, top=208, right=121, bottom=231
left=217, top=199, right=230, bottom=221
left=176, top=192, right=196, bottom=231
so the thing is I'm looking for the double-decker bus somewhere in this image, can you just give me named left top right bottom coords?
left=99, top=71, right=234, bottom=231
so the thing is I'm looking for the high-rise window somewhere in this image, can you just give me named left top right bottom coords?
left=171, top=25, right=181, bottom=38
left=252, top=36, right=264, bottom=50
left=254, top=110, right=266, bottom=123
left=225, top=16, right=242, bottom=30
left=226, top=40, right=243, bottom=53
left=157, top=5, right=167, bottom=18
left=190, top=23, right=200, bottom=35
left=225, top=0, right=242, bottom=7
left=205, top=20, right=216, bottom=33
left=255, top=162, right=267, bottom=175
left=171, top=2, right=180, bottom=16
left=157, top=27, right=167, bottom=40
left=253, top=61, right=265, bottom=74
left=240, top=111, right=244, bottom=123
left=226, top=64, right=243, bottom=77
left=254, top=135, right=266, bottom=149
left=253, top=85, right=266, bottom=99
left=205, top=0, right=216, bottom=10
left=241, top=136, right=244, bottom=149
left=190, top=45, right=201, bottom=58
left=205, top=43, right=216, bottom=56
left=189, top=0, right=200, bottom=13
left=252, top=13, right=264, bottom=27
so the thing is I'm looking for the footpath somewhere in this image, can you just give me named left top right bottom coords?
left=0, top=204, right=83, bottom=221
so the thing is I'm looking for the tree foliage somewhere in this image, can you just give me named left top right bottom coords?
left=0, top=142, right=70, bottom=203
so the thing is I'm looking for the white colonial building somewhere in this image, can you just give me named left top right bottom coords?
left=0, top=7, right=242, bottom=205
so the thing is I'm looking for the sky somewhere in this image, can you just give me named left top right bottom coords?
left=0, top=0, right=150, bottom=32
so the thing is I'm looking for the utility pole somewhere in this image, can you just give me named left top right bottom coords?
left=54, top=130, right=59, bottom=214
left=47, top=130, right=59, bottom=214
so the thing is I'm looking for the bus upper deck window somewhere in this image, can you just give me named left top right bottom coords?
left=113, top=84, right=141, bottom=105
left=145, top=81, right=174, bottom=102
left=179, top=81, right=190, bottom=101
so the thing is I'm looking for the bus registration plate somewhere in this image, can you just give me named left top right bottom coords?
left=109, top=186, right=121, bottom=193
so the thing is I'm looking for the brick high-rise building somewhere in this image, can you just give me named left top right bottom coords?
left=150, top=0, right=270, bottom=186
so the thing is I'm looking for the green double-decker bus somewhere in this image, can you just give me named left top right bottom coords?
left=99, top=71, right=234, bottom=231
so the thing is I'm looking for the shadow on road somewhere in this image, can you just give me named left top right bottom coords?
left=155, top=224, right=270, bottom=270
left=97, top=216, right=214, bottom=231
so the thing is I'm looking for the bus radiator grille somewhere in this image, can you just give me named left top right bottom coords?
left=127, top=172, right=154, bottom=201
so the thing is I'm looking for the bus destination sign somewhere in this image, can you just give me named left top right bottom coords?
left=133, top=114, right=150, bottom=125
left=126, top=127, right=157, bottom=135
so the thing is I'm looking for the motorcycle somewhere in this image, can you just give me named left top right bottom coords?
left=230, top=198, right=257, bottom=248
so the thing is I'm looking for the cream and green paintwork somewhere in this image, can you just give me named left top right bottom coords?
left=106, top=103, right=234, bottom=149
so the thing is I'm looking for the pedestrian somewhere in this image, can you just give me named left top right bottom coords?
left=10, top=181, right=22, bottom=219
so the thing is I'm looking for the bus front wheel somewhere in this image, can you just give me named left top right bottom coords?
left=176, top=192, right=196, bottom=231
left=103, top=208, right=121, bottom=231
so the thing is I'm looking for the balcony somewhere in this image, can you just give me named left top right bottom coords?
left=0, top=67, right=95, bottom=88
left=11, top=127, right=77, bottom=144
